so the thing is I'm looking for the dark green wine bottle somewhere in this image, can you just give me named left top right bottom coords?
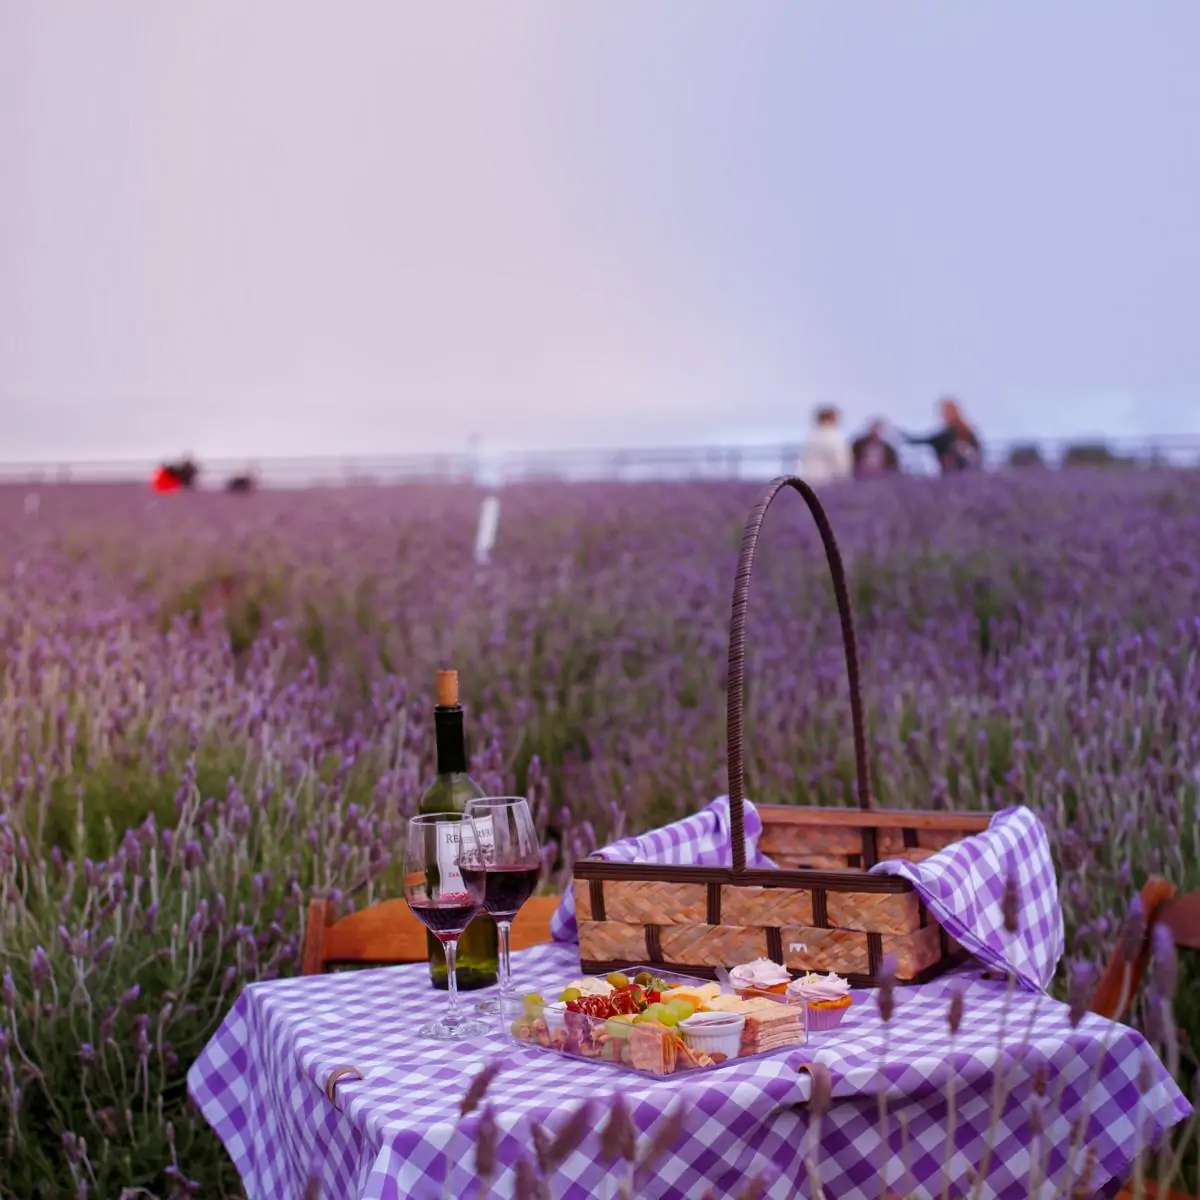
left=421, top=670, right=499, bottom=990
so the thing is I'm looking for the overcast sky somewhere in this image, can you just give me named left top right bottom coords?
left=3, top=1, right=1199, bottom=463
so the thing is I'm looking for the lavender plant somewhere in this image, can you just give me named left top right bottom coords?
left=0, top=469, right=1197, bottom=1194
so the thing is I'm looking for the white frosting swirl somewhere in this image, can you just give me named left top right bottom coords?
left=786, top=972, right=851, bottom=1004
left=729, top=958, right=792, bottom=990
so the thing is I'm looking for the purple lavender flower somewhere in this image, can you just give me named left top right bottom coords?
left=1150, top=922, right=1178, bottom=999
left=29, top=947, right=51, bottom=989
left=1067, top=959, right=1097, bottom=1028
left=877, top=954, right=897, bottom=1023
left=132, top=1014, right=151, bottom=1057
left=947, top=988, right=964, bottom=1036
left=1118, top=894, right=1146, bottom=962
left=1001, top=872, right=1020, bottom=934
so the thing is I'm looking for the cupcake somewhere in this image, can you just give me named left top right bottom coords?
left=786, top=972, right=853, bottom=1031
left=728, top=958, right=792, bottom=997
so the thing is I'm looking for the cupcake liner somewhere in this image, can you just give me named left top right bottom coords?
left=805, top=1001, right=851, bottom=1032
left=737, top=984, right=788, bottom=1000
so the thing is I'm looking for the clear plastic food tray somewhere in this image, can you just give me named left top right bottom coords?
left=508, top=964, right=808, bottom=1078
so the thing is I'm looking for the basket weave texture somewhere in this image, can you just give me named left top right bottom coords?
left=574, top=476, right=990, bottom=987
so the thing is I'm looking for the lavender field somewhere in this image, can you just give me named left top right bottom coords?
left=1, top=471, right=1198, bottom=1196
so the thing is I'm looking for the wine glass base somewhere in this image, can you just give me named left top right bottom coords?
left=474, top=996, right=506, bottom=1015
left=418, top=1016, right=489, bottom=1042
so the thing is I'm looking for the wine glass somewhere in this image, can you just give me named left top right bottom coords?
left=465, top=797, right=541, bottom=1016
left=404, top=812, right=489, bottom=1041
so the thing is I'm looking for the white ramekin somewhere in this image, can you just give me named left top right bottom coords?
left=543, top=1000, right=568, bottom=1036
left=679, top=1012, right=745, bottom=1059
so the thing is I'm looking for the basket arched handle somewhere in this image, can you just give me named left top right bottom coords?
left=727, top=476, right=875, bottom=872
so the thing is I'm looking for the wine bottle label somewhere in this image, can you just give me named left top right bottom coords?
left=472, top=814, right=494, bottom=858
left=436, top=824, right=466, bottom=895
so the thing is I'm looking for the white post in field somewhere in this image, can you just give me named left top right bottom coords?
left=470, top=439, right=502, bottom=566
left=474, top=495, right=501, bottom=565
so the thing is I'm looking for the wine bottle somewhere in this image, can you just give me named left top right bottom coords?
left=419, top=669, right=499, bottom=990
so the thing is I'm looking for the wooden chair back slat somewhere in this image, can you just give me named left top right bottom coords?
left=1090, top=878, right=1177, bottom=1021
left=1117, top=1183, right=1194, bottom=1199
left=301, top=894, right=560, bottom=975
left=1159, top=891, right=1200, bottom=949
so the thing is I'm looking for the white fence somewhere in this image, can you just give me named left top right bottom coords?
left=0, top=435, right=1197, bottom=489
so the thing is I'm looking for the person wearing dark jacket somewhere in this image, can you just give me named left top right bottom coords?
left=851, top=420, right=900, bottom=478
left=903, top=398, right=981, bottom=473
left=151, top=455, right=199, bottom=492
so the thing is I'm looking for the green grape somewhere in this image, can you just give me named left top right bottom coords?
left=606, top=972, right=631, bottom=990
left=560, top=987, right=582, bottom=1002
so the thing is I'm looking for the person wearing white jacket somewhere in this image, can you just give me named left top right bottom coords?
left=799, top=407, right=853, bottom=486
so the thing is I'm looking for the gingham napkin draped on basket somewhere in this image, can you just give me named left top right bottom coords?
left=869, top=804, right=1064, bottom=992
left=553, top=799, right=1064, bottom=991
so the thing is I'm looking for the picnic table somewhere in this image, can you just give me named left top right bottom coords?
left=189, top=940, right=1190, bottom=1199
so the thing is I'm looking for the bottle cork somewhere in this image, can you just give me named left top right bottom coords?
left=436, top=669, right=459, bottom=708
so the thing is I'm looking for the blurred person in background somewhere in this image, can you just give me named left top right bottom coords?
left=799, top=406, right=853, bottom=486
left=225, top=472, right=256, bottom=493
left=151, top=465, right=181, bottom=493
left=851, top=419, right=900, bottom=479
left=151, top=454, right=199, bottom=492
left=902, top=398, right=981, bottom=474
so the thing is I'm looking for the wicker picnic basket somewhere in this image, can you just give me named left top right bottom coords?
left=574, top=476, right=991, bottom=988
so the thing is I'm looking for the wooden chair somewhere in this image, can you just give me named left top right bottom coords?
left=301, top=894, right=561, bottom=975
left=1090, top=877, right=1200, bottom=1023
left=1118, top=1185, right=1195, bottom=1199
left=1091, top=878, right=1200, bottom=1200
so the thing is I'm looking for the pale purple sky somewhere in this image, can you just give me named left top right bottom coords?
left=3, top=1, right=1199, bottom=462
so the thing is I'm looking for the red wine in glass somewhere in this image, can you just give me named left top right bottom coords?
left=482, top=865, right=540, bottom=920
left=410, top=877, right=485, bottom=941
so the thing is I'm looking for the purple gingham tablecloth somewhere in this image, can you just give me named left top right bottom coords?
left=870, top=805, right=1065, bottom=992
left=190, top=942, right=1191, bottom=1199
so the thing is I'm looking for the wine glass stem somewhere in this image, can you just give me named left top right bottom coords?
left=497, top=921, right=513, bottom=998
left=444, top=939, right=461, bottom=1025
